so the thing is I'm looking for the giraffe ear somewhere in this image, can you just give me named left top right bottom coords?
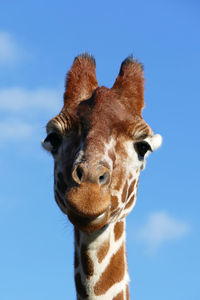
left=63, top=53, right=98, bottom=114
left=112, top=56, right=145, bottom=116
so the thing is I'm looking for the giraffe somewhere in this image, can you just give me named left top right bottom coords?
left=42, top=53, right=162, bottom=300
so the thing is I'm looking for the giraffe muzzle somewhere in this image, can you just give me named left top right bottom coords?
left=65, top=182, right=111, bottom=232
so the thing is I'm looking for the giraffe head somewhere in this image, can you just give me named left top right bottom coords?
left=42, top=54, right=162, bottom=233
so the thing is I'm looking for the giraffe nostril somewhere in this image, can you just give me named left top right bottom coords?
left=76, top=166, right=83, bottom=183
left=98, top=172, right=109, bottom=186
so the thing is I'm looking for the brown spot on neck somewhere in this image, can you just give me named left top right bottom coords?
left=97, top=239, right=110, bottom=263
left=114, top=221, right=124, bottom=241
left=94, top=244, right=125, bottom=295
left=113, top=290, right=124, bottom=300
left=81, top=244, right=94, bottom=278
left=126, top=284, right=130, bottom=299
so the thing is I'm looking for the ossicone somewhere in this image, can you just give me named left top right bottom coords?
left=112, top=55, right=145, bottom=116
left=63, top=52, right=98, bottom=115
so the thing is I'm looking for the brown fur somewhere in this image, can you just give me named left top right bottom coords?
left=126, top=284, right=130, bottom=299
left=111, top=195, right=119, bottom=211
left=66, top=183, right=110, bottom=218
left=94, top=244, right=125, bottom=295
left=108, top=149, right=116, bottom=167
left=81, top=244, right=94, bottom=278
left=114, top=221, right=124, bottom=241
left=112, top=56, right=144, bottom=116
left=64, top=54, right=98, bottom=116
left=97, top=239, right=110, bottom=263
left=115, top=139, right=128, bottom=161
left=113, top=291, right=124, bottom=300
left=113, top=169, right=124, bottom=191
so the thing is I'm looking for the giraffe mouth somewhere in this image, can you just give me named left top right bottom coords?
left=67, top=208, right=109, bottom=232
left=90, top=211, right=107, bottom=224
left=65, top=183, right=111, bottom=232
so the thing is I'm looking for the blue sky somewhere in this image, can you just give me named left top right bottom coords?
left=0, top=1, right=199, bottom=299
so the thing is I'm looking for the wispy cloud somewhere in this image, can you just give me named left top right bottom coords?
left=0, top=87, right=61, bottom=144
left=0, top=87, right=61, bottom=112
left=136, top=211, right=190, bottom=254
left=0, top=31, right=61, bottom=144
left=0, top=31, right=22, bottom=64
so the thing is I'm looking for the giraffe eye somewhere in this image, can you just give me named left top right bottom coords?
left=134, top=141, right=152, bottom=159
left=43, top=132, right=62, bottom=154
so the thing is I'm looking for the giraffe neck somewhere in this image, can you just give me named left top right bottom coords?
left=74, top=219, right=130, bottom=300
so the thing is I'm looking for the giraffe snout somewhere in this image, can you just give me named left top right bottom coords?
left=72, top=163, right=110, bottom=187
left=66, top=181, right=111, bottom=232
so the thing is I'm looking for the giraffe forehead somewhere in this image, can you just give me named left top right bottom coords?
left=78, top=133, right=130, bottom=170
left=77, top=86, right=147, bottom=140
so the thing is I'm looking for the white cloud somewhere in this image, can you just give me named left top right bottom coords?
left=0, top=32, right=61, bottom=144
left=0, top=86, right=61, bottom=144
left=136, top=211, right=190, bottom=254
left=0, top=87, right=61, bottom=112
left=0, top=32, right=21, bottom=64
left=0, top=119, right=33, bottom=140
